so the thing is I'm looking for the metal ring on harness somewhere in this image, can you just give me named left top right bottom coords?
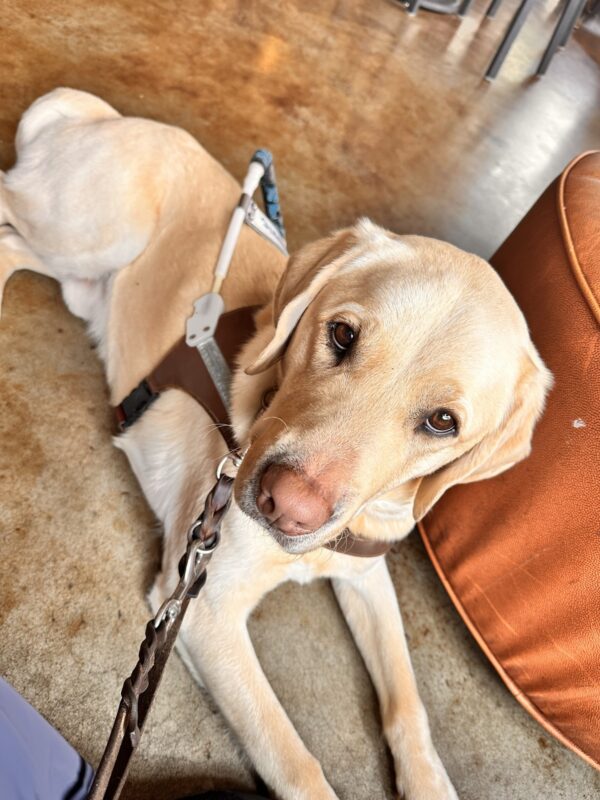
left=216, top=451, right=243, bottom=479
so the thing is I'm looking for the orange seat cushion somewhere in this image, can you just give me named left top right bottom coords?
left=419, top=151, right=600, bottom=770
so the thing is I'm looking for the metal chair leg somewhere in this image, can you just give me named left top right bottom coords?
left=486, top=0, right=503, bottom=18
left=485, top=0, right=537, bottom=80
left=406, top=0, right=423, bottom=14
left=458, top=0, right=476, bottom=15
left=558, top=0, right=585, bottom=45
left=536, top=0, right=587, bottom=75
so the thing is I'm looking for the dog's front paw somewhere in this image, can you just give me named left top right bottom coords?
left=395, top=748, right=458, bottom=800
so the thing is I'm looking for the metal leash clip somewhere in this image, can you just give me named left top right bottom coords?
left=153, top=534, right=219, bottom=631
left=152, top=450, right=244, bottom=630
left=216, top=450, right=243, bottom=479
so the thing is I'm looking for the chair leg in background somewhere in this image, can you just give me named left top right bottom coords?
left=406, top=0, right=423, bottom=14
left=536, top=0, right=587, bottom=75
left=558, top=0, right=585, bottom=45
left=486, top=0, right=503, bottom=18
left=485, top=0, right=537, bottom=79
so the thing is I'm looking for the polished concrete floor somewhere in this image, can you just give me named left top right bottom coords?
left=1, top=2, right=600, bottom=799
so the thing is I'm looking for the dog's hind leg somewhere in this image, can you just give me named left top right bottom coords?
left=0, top=222, right=53, bottom=318
left=2, top=89, right=159, bottom=286
left=14, top=87, right=120, bottom=154
left=0, top=219, right=109, bottom=350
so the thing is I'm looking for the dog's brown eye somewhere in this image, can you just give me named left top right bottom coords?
left=330, top=322, right=356, bottom=352
left=423, top=410, right=457, bottom=436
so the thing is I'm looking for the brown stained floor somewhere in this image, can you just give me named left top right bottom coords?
left=2, top=1, right=600, bottom=257
left=1, top=2, right=600, bottom=800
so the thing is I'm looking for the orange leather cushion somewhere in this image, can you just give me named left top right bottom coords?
left=419, top=152, right=600, bottom=770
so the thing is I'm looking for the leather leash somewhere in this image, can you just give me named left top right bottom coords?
left=87, top=464, right=237, bottom=800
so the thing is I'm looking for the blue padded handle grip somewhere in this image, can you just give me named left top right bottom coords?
left=251, top=149, right=286, bottom=242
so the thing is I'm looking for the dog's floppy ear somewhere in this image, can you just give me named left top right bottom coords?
left=413, top=346, right=552, bottom=521
left=246, top=227, right=357, bottom=374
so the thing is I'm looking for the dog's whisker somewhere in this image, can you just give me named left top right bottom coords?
left=207, top=442, right=240, bottom=463
left=190, top=420, right=236, bottom=438
left=191, top=420, right=238, bottom=447
left=259, top=414, right=290, bottom=433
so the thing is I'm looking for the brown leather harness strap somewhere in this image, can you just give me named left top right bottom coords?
left=115, top=306, right=258, bottom=452
left=114, top=305, right=390, bottom=559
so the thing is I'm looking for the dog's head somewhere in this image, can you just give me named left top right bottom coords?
left=233, top=220, right=552, bottom=554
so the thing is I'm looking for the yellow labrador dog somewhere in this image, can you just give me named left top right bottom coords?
left=0, top=89, right=551, bottom=800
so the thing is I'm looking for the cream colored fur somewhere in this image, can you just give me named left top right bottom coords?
left=0, top=89, right=552, bottom=800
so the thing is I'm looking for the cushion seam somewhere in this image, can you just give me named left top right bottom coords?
left=557, top=150, right=600, bottom=327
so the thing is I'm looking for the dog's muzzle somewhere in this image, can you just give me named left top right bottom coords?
left=256, top=463, right=332, bottom=536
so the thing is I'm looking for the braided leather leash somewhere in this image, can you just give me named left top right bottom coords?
left=87, top=463, right=236, bottom=800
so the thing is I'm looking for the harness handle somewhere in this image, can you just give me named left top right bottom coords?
left=211, top=150, right=287, bottom=294
left=252, top=149, right=286, bottom=242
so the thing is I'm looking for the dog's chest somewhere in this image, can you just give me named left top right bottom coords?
left=283, top=550, right=351, bottom=584
left=285, top=559, right=322, bottom=585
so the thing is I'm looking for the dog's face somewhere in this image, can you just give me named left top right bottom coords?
left=234, top=220, right=551, bottom=554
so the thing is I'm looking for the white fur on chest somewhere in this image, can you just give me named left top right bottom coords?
left=365, top=496, right=413, bottom=524
left=285, top=557, right=326, bottom=585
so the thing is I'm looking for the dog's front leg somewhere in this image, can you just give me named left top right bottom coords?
left=178, top=599, right=339, bottom=800
left=332, top=559, right=458, bottom=800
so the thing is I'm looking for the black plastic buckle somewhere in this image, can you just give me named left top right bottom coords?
left=116, top=380, right=158, bottom=430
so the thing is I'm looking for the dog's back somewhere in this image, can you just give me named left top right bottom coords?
left=2, top=88, right=188, bottom=282
left=0, top=88, right=284, bottom=400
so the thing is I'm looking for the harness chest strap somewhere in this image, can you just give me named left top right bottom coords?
left=114, top=306, right=391, bottom=559
left=115, top=306, right=255, bottom=452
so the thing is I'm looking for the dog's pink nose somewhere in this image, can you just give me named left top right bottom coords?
left=256, top=464, right=331, bottom=536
